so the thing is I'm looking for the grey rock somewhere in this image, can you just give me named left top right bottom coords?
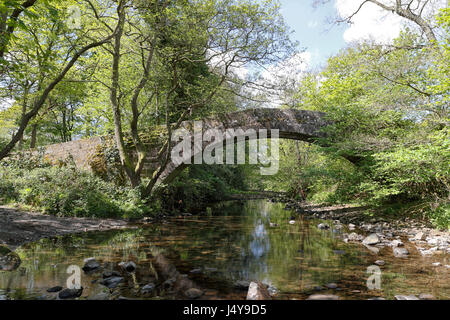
left=185, top=288, right=204, bottom=299
left=419, top=293, right=434, bottom=300
left=162, top=278, right=176, bottom=289
left=100, top=276, right=124, bottom=289
left=368, top=297, right=385, bottom=300
left=190, top=268, right=202, bottom=274
left=267, top=285, right=279, bottom=297
left=325, top=283, right=338, bottom=289
left=362, top=234, right=380, bottom=245
left=246, top=282, right=271, bottom=300
left=0, top=295, right=7, bottom=300
left=364, top=245, right=380, bottom=254
left=318, top=223, right=330, bottom=230
left=413, top=232, right=426, bottom=241
left=374, top=260, right=385, bottom=266
left=348, top=233, right=364, bottom=241
left=103, top=270, right=121, bottom=279
left=119, top=261, right=136, bottom=273
left=47, top=286, right=63, bottom=293
left=432, top=262, right=441, bottom=266
left=141, top=283, right=155, bottom=294
left=307, top=294, right=339, bottom=300
left=391, top=240, right=404, bottom=247
left=333, top=250, right=346, bottom=255
left=313, top=286, right=324, bottom=291
left=393, top=247, right=409, bottom=257
left=234, top=280, right=250, bottom=290
left=58, top=287, right=83, bottom=299
left=88, top=292, right=110, bottom=300
left=395, top=295, right=419, bottom=300
left=82, top=258, right=100, bottom=272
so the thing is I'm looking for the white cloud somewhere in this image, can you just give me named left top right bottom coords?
left=249, top=51, right=311, bottom=107
left=335, top=0, right=404, bottom=43
left=335, top=0, right=447, bottom=44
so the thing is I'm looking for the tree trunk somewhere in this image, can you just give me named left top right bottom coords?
left=30, top=123, right=37, bottom=149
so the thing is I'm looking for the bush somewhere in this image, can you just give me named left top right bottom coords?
left=0, top=165, right=152, bottom=219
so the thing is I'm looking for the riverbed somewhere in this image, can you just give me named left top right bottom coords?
left=0, top=200, right=448, bottom=300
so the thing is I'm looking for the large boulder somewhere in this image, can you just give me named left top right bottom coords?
left=246, top=282, right=271, bottom=300
left=0, top=245, right=21, bottom=271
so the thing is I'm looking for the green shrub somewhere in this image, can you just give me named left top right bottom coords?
left=0, top=165, right=152, bottom=219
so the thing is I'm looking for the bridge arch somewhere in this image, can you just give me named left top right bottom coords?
left=157, top=108, right=330, bottom=185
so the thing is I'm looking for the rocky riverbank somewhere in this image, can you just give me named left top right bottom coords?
left=0, top=205, right=129, bottom=250
left=278, top=199, right=450, bottom=265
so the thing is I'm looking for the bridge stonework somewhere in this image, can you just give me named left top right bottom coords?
left=27, top=108, right=329, bottom=184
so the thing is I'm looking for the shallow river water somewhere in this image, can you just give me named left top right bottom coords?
left=0, top=200, right=448, bottom=300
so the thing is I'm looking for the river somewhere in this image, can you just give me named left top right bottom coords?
left=0, top=200, right=448, bottom=300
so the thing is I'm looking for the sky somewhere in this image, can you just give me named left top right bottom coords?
left=277, top=0, right=447, bottom=69
left=278, top=0, right=347, bottom=69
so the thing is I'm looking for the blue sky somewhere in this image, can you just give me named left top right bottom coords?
left=279, top=0, right=347, bottom=68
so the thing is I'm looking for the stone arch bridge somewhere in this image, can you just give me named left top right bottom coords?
left=26, top=108, right=330, bottom=185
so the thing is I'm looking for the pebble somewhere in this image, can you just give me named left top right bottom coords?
left=419, top=293, right=434, bottom=300
left=393, top=247, right=409, bottom=257
left=185, top=288, right=204, bottom=299
left=190, top=268, right=202, bottom=274
left=118, top=261, right=136, bottom=273
left=391, top=239, right=404, bottom=247
left=432, top=262, right=441, bottom=267
left=103, top=270, right=121, bottom=278
left=325, top=283, right=338, bottom=289
left=100, top=276, right=124, bottom=289
left=47, top=286, right=63, bottom=293
left=395, top=295, right=419, bottom=300
left=141, top=283, right=155, bottom=294
left=234, top=280, right=250, bottom=290
left=307, top=294, right=339, bottom=300
left=374, top=260, right=385, bottom=266
left=318, top=223, right=330, bottom=230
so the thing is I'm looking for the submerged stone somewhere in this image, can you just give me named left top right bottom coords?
left=47, top=286, right=63, bottom=293
left=58, top=287, right=83, bottom=299
left=100, top=276, right=124, bottom=289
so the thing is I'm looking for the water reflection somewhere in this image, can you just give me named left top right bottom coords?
left=0, top=200, right=448, bottom=300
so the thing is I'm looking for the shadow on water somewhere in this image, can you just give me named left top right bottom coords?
left=0, top=200, right=448, bottom=300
